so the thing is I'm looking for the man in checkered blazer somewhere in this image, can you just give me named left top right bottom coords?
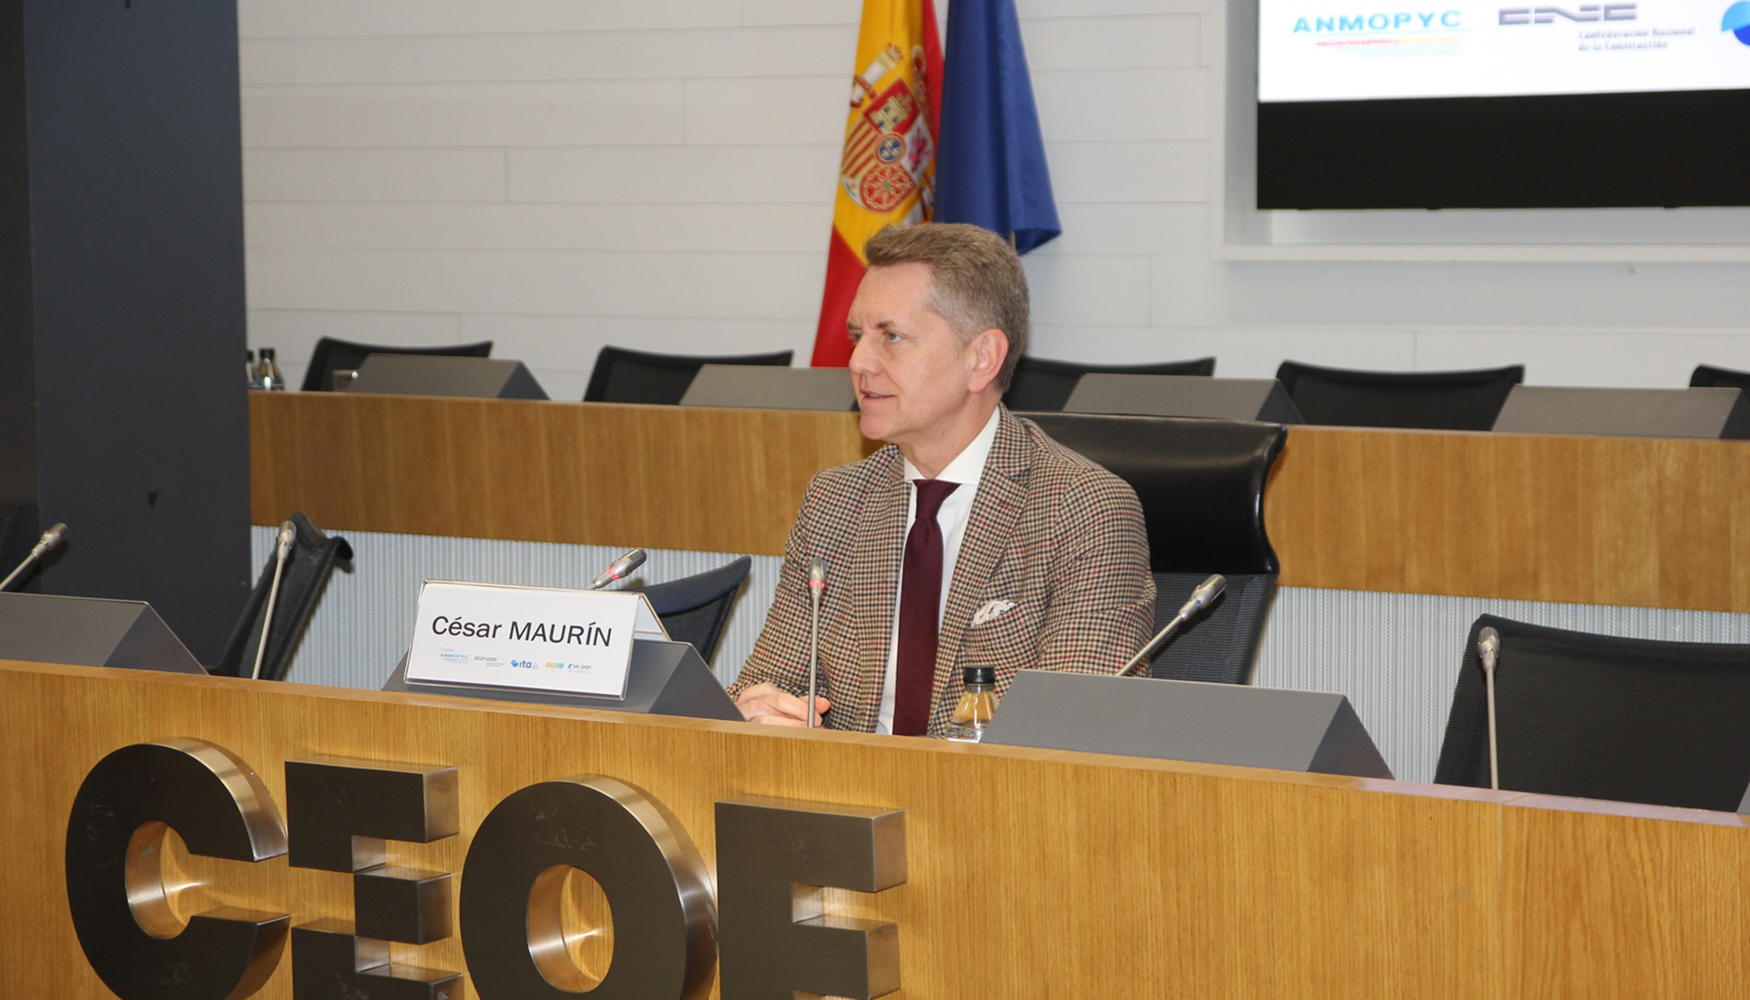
left=730, top=224, right=1155, bottom=736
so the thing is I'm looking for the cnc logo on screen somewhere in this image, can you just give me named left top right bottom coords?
left=1499, top=4, right=1636, bottom=24
left=1725, top=2, right=1750, bottom=44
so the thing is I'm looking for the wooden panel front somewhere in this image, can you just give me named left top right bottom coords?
left=1265, top=426, right=1750, bottom=612
left=5, top=660, right=1748, bottom=999
left=249, top=392, right=877, bottom=556
left=251, top=393, right=1750, bottom=611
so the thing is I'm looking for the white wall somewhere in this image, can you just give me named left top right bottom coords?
left=238, top=0, right=1750, bottom=398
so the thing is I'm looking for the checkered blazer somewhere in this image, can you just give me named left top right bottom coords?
left=729, top=406, right=1156, bottom=736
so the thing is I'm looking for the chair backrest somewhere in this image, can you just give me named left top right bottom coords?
left=1004, top=355, right=1216, bottom=412
left=584, top=347, right=794, bottom=405
left=1147, top=571, right=1277, bottom=684
left=302, top=337, right=494, bottom=392
left=1020, top=412, right=1286, bottom=684
left=1275, top=360, right=1524, bottom=430
left=1434, top=614, right=1750, bottom=812
left=214, top=512, right=353, bottom=680
left=631, top=556, right=752, bottom=664
left=1690, top=363, right=1750, bottom=393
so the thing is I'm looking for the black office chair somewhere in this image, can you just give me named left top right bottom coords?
left=583, top=346, right=794, bottom=405
left=632, top=556, right=752, bottom=665
left=1003, top=355, right=1216, bottom=412
left=1689, top=364, right=1750, bottom=394
left=1434, top=614, right=1750, bottom=812
left=1274, top=360, right=1524, bottom=430
left=300, top=337, right=495, bottom=392
left=212, top=512, right=353, bottom=681
left=1022, top=413, right=1285, bottom=684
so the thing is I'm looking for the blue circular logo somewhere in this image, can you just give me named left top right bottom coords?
left=1724, top=2, right=1750, bottom=44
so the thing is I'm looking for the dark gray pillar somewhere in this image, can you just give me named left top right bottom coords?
left=1, top=0, right=250, bottom=663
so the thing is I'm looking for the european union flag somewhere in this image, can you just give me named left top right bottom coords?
left=933, top=0, right=1061, bottom=253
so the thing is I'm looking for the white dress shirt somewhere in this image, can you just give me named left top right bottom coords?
left=876, top=407, right=1002, bottom=734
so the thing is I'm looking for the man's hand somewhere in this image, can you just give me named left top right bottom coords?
left=736, top=682, right=830, bottom=727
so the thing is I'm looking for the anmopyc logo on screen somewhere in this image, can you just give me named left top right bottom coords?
left=1291, top=11, right=1463, bottom=32
left=1725, top=2, right=1750, bottom=44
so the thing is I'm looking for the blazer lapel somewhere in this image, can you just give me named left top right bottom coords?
left=934, top=408, right=1030, bottom=687
left=849, top=447, right=907, bottom=732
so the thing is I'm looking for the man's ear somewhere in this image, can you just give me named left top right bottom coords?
left=965, top=328, right=1009, bottom=394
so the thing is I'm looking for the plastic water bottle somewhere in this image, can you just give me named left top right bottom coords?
left=256, top=348, right=285, bottom=390
left=944, top=665, right=999, bottom=742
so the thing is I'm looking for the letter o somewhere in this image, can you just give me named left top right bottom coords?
left=461, top=776, right=717, bottom=1000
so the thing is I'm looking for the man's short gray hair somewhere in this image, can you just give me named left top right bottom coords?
left=864, top=223, right=1028, bottom=391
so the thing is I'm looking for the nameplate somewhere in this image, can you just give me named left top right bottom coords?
left=405, top=581, right=667, bottom=699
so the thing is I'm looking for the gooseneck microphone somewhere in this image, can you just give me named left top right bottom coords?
left=0, top=522, right=69, bottom=592
left=1116, top=574, right=1227, bottom=678
left=251, top=521, right=298, bottom=681
left=806, top=559, right=826, bottom=729
left=588, top=549, right=647, bottom=590
left=1478, top=626, right=1502, bottom=792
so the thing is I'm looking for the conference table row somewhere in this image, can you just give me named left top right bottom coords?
left=4, top=657, right=1747, bottom=999
left=9, top=395, right=1746, bottom=997
left=251, top=390, right=1750, bottom=614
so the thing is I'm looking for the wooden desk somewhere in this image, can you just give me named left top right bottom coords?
left=251, top=393, right=1750, bottom=613
left=1266, top=425, right=1750, bottom=613
left=4, top=659, right=1747, bottom=999
left=249, top=392, right=877, bottom=557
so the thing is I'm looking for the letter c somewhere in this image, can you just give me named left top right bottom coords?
left=431, top=616, right=449, bottom=634
left=65, top=739, right=289, bottom=1000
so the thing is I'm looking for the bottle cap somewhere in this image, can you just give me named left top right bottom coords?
left=962, top=665, right=995, bottom=686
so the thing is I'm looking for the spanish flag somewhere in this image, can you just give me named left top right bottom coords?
left=809, top=0, right=943, bottom=367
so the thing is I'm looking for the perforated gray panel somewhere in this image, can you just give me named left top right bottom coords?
left=252, top=528, right=778, bottom=692
left=1252, top=586, right=1750, bottom=783
left=257, top=528, right=1750, bottom=784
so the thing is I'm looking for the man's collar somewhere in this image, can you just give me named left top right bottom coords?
left=901, top=406, right=1002, bottom=486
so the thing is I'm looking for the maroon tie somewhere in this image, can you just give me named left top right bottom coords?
left=893, top=478, right=959, bottom=736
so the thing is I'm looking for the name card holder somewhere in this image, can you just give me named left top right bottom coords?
left=0, top=592, right=206, bottom=675
left=1066, top=374, right=1304, bottom=424
left=390, top=580, right=740, bottom=721
left=343, top=354, right=549, bottom=400
left=386, top=640, right=742, bottom=722
left=982, top=671, right=1393, bottom=779
left=1492, top=385, right=1750, bottom=439
left=405, top=580, right=666, bottom=700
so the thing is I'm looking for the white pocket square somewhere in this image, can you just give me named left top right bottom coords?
left=972, top=600, right=1018, bottom=627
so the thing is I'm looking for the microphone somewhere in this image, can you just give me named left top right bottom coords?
left=0, top=522, right=69, bottom=592
left=806, top=559, right=826, bottom=729
left=1116, top=574, right=1227, bottom=678
left=251, top=521, right=298, bottom=681
left=1478, top=626, right=1501, bottom=792
left=588, top=549, right=647, bottom=590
